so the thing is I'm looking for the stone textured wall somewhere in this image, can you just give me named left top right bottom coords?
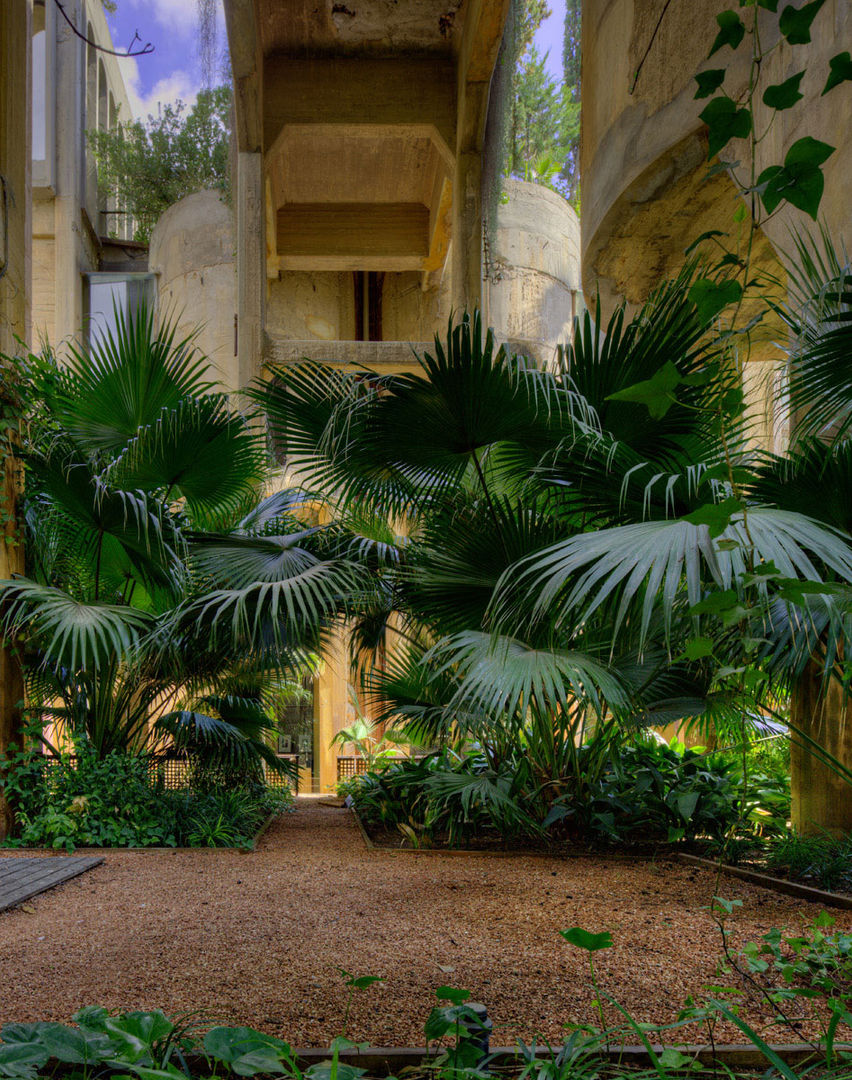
left=582, top=0, right=852, bottom=311
left=486, top=179, right=581, bottom=364
left=148, top=190, right=239, bottom=391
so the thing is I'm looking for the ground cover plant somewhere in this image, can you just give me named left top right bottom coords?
left=342, top=739, right=751, bottom=850
left=0, top=738, right=293, bottom=849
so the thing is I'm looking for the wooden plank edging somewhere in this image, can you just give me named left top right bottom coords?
left=287, top=1042, right=852, bottom=1070
left=677, top=853, right=852, bottom=911
left=0, top=856, right=103, bottom=913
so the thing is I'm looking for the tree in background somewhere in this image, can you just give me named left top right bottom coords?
left=506, top=0, right=580, bottom=209
left=561, top=0, right=581, bottom=204
left=87, top=86, right=231, bottom=244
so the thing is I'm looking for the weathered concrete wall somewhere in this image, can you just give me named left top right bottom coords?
left=149, top=190, right=239, bottom=392
left=582, top=0, right=852, bottom=312
left=486, top=179, right=581, bottom=364
left=267, top=272, right=356, bottom=344
left=31, top=0, right=137, bottom=347
left=0, top=0, right=31, bottom=839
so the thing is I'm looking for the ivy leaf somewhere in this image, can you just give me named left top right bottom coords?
left=689, top=589, right=740, bottom=616
left=689, top=277, right=743, bottom=323
left=683, top=496, right=744, bottom=537
left=779, top=0, right=827, bottom=45
left=606, top=361, right=681, bottom=419
left=682, top=637, right=716, bottom=660
left=560, top=928, right=613, bottom=953
left=823, top=51, right=852, bottom=95
left=757, top=0, right=779, bottom=9
left=709, top=11, right=746, bottom=56
left=759, top=136, right=834, bottom=219
left=695, top=69, right=727, bottom=98
left=762, top=70, right=805, bottom=109
left=699, top=97, right=752, bottom=157
left=787, top=135, right=836, bottom=169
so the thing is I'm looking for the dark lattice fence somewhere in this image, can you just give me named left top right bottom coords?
left=336, top=756, right=370, bottom=782
left=44, top=754, right=300, bottom=792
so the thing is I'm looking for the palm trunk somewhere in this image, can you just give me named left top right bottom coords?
left=790, top=658, right=852, bottom=837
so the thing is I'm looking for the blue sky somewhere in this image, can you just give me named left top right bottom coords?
left=536, top=1, right=565, bottom=82
left=108, top=0, right=565, bottom=119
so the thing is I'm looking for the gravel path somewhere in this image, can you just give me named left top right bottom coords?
left=1, top=799, right=848, bottom=1047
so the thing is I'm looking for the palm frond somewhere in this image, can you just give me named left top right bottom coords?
left=429, top=630, right=625, bottom=719
left=493, top=509, right=852, bottom=645
left=0, top=578, right=154, bottom=670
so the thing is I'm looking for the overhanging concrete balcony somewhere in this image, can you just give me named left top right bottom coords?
left=263, top=335, right=432, bottom=371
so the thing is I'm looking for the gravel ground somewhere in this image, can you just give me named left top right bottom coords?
left=1, top=799, right=849, bottom=1047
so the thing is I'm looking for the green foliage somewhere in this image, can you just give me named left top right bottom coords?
left=87, top=86, right=232, bottom=243
left=0, top=738, right=293, bottom=851
left=698, top=97, right=752, bottom=158
left=347, top=740, right=751, bottom=850
left=0, top=306, right=341, bottom=798
left=763, top=831, right=852, bottom=892
left=502, top=0, right=580, bottom=206
left=741, top=911, right=852, bottom=999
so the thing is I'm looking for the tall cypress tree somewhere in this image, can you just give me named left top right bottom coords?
left=562, top=0, right=581, bottom=102
left=561, top=0, right=582, bottom=204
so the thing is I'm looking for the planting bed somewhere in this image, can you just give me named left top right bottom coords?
left=0, top=800, right=849, bottom=1048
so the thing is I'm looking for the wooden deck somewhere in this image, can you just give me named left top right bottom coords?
left=0, top=856, right=103, bottom=912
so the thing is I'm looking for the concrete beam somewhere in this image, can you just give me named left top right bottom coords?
left=224, top=0, right=262, bottom=153
left=263, top=57, right=456, bottom=162
left=276, top=203, right=429, bottom=271
left=264, top=337, right=430, bottom=370
left=457, top=0, right=511, bottom=148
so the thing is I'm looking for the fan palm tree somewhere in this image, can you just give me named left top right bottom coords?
left=250, top=290, right=754, bottom=828
left=0, top=308, right=359, bottom=790
left=255, top=259, right=852, bottom=836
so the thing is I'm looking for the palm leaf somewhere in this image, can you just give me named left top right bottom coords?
left=430, top=630, right=625, bottom=718
left=58, top=303, right=213, bottom=454
left=0, top=578, right=154, bottom=670
left=493, top=509, right=852, bottom=645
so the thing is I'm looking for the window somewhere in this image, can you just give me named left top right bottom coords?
left=32, top=0, right=55, bottom=188
left=84, top=272, right=156, bottom=348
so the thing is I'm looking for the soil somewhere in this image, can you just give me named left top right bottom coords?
left=1, top=799, right=850, bottom=1048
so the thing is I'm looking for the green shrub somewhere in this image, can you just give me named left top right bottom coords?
left=762, top=831, right=852, bottom=893
left=347, top=741, right=749, bottom=849
left=0, top=741, right=293, bottom=851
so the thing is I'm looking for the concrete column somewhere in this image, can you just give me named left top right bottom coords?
left=791, top=661, right=852, bottom=837
left=452, top=150, right=483, bottom=317
left=236, top=151, right=265, bottom=388
left=53, top=0, right=84, bottom=343
left=0, top=0, right=30, bottom=839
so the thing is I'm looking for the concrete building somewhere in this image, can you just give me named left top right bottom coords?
left=30, top=0, right=148, bottom=350
left=0, top=0, right=31, bottom=837
left=160, top=0, right=590, bottom=791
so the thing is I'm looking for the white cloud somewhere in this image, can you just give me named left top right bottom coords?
left=132, top=0, right=200, bottom=37
left=113, top=0, right=226, bottom=120
left=134, top=71, right=201, bottom=118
